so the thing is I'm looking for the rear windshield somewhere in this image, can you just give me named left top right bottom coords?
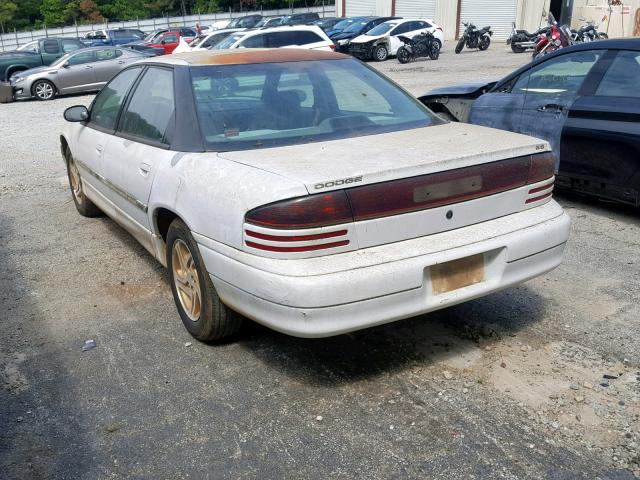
left=190, top=58, right=439, bottom=151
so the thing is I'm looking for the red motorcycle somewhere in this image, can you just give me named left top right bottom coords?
left=532, top=13, right=573, bottom=60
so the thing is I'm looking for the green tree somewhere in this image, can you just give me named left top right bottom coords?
left=99, top=0, right=147, bottom=20
left=0, top=0, right=18, bottom=32
left=40, top=0, right=66, bottom=26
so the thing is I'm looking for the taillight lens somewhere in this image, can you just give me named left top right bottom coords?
left=527, top=152, right=555, bottom=184
left=245, top=190, right=353, bottom=229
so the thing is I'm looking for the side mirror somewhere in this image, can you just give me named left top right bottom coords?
left=62, top=61, right=70, bottom=68
left=64, top=105, right=89, bottom=122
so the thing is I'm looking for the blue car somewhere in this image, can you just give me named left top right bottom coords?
left=420, top=39, right=640, bottom=207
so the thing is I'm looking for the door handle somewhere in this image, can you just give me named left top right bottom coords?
left=84, top=65, right=93, bottom=70
left=96, top=145, right=104, bottom=155
left=139, top=162, right=152, bottom=176
left=537, top=103, right=565, bottom=113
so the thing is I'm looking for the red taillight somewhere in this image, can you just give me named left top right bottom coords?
left=245, top=191, right=353, bottom=229
left=527, top=152, right=555, bottom=184
left=346, top=156, right=535, bottom=221
left=329, top=44, right=336, bottom=50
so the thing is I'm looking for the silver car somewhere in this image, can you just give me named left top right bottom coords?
left=11, top=47, right=146, bottom=101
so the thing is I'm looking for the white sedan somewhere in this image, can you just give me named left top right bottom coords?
left=61, top=49, right=570, bottom=341
left=349, top=19, right=445, bottom=61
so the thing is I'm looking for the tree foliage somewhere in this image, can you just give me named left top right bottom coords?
left=0, top=0, right=330, bottom=30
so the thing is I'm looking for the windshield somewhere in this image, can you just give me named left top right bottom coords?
left=344, top=21, right=368, bottom=33
left=332, top=18, right=357, bottom=31
left=190, top=58, right=439, bottom=151
left=367, top=23, right=396, bottom=36
left=213, top=34, right=244, bottom=49
left=17, top=41, right=39, bottom=52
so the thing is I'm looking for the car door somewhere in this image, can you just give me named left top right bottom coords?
left=102, top=66, right=176, bottom=238
left=161, top=33, right=179, bottom=53
left=77, top=67, right=143, bottom=203
left=560, top=49, right=640, bottom=202
left=57, top=50, right=97, bottom=93
left=388, top=22, right=414, bottom=54
left=513, top=49, right=605, bottom=170
left=92, top=48, right=126, bottom=86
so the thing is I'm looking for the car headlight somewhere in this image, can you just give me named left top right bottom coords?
left=337, top=39, right=349, bottom=45
left=10, top=76, right=24, bottom=85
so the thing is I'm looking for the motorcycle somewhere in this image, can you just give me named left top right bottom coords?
left=507, top=22, right=550, bottom=53
left=571, top=20, right=608, bottom=42
left=455, top=22, right=492, bottom=54
left=397, top=31, right=441, bottom=64
left=532, top=14, right=573, bottom=60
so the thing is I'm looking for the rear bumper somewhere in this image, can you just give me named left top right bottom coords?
left=195, top=201, right=570, bottom=337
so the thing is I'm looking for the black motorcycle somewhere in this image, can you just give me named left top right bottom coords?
left=455, top=22, right=492, bottom=54
left=397, top=31, right=441, bottom=64
left=571, top=21, right=608, bottom=42
left=507, top=22, right=550, bottom=53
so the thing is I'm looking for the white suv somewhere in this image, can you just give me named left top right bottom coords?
left=213, top=25, right=335, bottom=51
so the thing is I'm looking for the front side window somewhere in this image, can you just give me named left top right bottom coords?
left=201, top=33, right=229, bottom=48
left=368, top=23, right=396, bottom=36
left=595, top=51, right=640, bottom=98
left=62, top=39, right=83, bottom=53
left=214, top=34, right=245, bottom=49
left=119, top=67, right=175, bottom=144
left=512, top=50, right=602, bottom=95
left=90, top=67, right=142, bottom=131
left=67, top=51, right=95, bottom=66
left=190, top=59, right=439, bottom=151
left=239, top=34, right=265, bottom=48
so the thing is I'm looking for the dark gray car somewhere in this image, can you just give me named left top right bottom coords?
left=10, top=46, right=146, bottom=101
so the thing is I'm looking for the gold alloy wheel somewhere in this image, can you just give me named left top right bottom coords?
left=69, top=158, right=82, bottom=202
left=172, top=239, right=202, bottom=322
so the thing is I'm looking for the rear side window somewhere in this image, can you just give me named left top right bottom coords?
left=96, top=49, right=121, bottom=61
left=90, top=67, right=142, bottom=131
left=595, top=51, right=640, bottom=98
left=266, top=31, right=323, bottom=47
left=119, top=67, right=175, bottom=145
left=42, top=40, right=60, bottom=54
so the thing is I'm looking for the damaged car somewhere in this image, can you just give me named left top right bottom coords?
left=420, top=39, right=640, bottom=207
left=60, top=49, right=569, bottom=342
left=349, top=18, right=444, bottom=61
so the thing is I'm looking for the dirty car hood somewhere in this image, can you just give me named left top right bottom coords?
left=217, top=122, right=548, bottom=194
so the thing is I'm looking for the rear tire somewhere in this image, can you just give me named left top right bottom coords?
left=373, top=44, right=388, bottom=61
left=167, top=219, right=243, bottom=342
left=32, top=79, right=56, bottom=101
left=65, top=147, right=101, bottom=217
left=429, top=41, right=441, bottom=60
left=479, top=36, right=491, bottom=51
left=397, top=46, right=411, bottom=64
left=455, top=37, right=465, bottom=54
left=511, top=43, right=526, bottom=53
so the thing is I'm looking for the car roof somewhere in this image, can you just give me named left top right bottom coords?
left=148, top=49, right=348, bottom=66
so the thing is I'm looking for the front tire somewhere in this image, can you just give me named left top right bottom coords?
left=429, top=41, right=441, bottom=60
left=397, top=46, right=411, bottom=64
left=32, top=79, right=56, bottom=101
left=65, top=147, right=101, bottom=217
left=455, top=37, right=465, bottom=54
left=167, top=219, right=243, bottom=342
left=373, top=44, right=388, bottom=61
left=598, top=32, right=608, bottom=39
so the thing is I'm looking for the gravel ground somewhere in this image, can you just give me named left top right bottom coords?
left=0, top=44, right=639, bottom=480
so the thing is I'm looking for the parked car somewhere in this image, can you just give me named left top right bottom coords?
left=331, top=16, right=399, bottom=53
left=280, top=12, right=320, bottom=25
left=312, top=17, right=343, bottom=32
left=82, top=28, right=146, bottom=46
left=226, top=14, right=263, bottom=29
left=144, top=31, right=194, bottom=54
left=0, top=37, right=86, bottom=82
left=349, top=19, right=444, bottom=61
left=187, top=29, right=244, bottom=51
left=419, top=39, right=640, bottom=207
left=213, top=25, right=334, bottom=51
left=10, top=47, right=146, bottom=101
left=325, top=17, right=359, bottom=37
left=254, top=16, right=286, bottom=28
left=60, top=49, right=569, bottom=341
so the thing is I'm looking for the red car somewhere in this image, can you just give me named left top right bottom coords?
left=145, top=31, right=192, bottom=54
